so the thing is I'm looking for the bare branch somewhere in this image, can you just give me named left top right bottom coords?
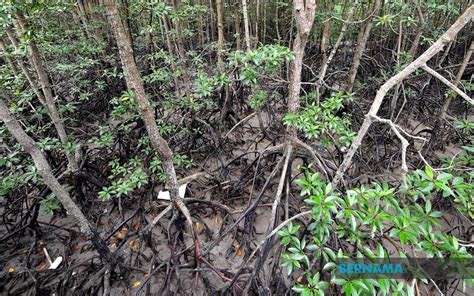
left=421, top=64, right=474, bottom=105
left=331, top=5, right=474, bottom=188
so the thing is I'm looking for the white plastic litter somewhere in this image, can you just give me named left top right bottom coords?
left=43, top=247, right=63, bottom=270
left=48, top=256, right=63, bottom=270
left=157, top=183, right=187, bottom=200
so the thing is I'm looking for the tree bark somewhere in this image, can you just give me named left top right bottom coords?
left=14, top=14, right=79, bottom=172
left=0, top=98, right=111, bottom=261
left=1, top=34, right=45, bottom=106
left=345, top=0, right=380, bottom=93
left=287, top=0, right=317, bottom=136
left=216, top=0, right=225, bottom=67
left=242, top=0, right=251, bottom=50
left=315, top=0, right=357, bottom=98
left=196, top=0, right=205, bottom=46
left=103, top=0, right=194, bottom=230
left=0, top=39, right=19, bottom=77
left=234, top=0, right=241, bottom=50
left=320, top=1, right=333, bottom=67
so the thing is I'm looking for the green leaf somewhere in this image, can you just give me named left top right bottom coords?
left=425, top=200, right=432, bottom=213
left=425, top=166, right=434, bottom=179
left=323, top=262, right=336, bottom=271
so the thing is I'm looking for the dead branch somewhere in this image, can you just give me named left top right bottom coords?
left=331, top=5, right=474, bottom=189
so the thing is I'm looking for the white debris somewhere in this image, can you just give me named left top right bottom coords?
left=157, top=183, right=187, bottom=200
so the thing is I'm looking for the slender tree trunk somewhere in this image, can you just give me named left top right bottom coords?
left=2, top=32, right=46, bottom=106
left=216, top=0, right=225, bottom=67
left=320, top=1, right=333, bottom=67
left=440, top=40, right=474, bottom=118
left=262, top=0, right=267, bottom=43
left=196, top=0, right=205, bottom=46
left=242, top=0, right=251, bottom=50
left=408, top=6, right=426, bottom=62
left=0, top=98, right=111, bottom=261
left=345, top=0, right=380, bottom=93
left=287, top=0, right=317, bottom=137
left=14, top=14, right=79, bottom=172
left=389, top=20, right=405, bottom=119
left=255, top=0, right=260, bottom=47
left=0, top=39, right=18, bottom=76
left=120, top=0, right=134, bottom=48
left=315, top=0, right=357, bottom=98
left=76, top=0, right=92, bottom=38
left=103, top=0, right=195, bottom=231
left=161, top=17, right=182, bottom=96
left=234, top=0, right=242, bottom=50
left=275, top=0, right=281, bottom=41
left=208, top=0, right=215, bottom=43
left=170, top=0, right=186, bottom=60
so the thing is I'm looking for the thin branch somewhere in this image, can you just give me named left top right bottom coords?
left=421, top=64, right=474, bottom=105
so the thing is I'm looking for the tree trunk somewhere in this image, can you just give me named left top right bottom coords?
left=216, top=0, right=225, bottom=67
left=14, top=13, right=79, bottom=173
left=103, top=0, right=194, bottom=229
left=161, top=16, right=183, bottom=96
left=76, top=0, right=93, bottom=38
left=287, top=0, right=317, bottom=136
left=0, top=98, right=111, bottom=261
left=234, top=0, right=241, bottom=50
left=255, top=0, right=260, bottom=47
left=242, top=0, right=251, bottom=50
left=170, top=0, right=186, bottom=60
left=2, top=32, right=46, bottom=106
left=320, top=1, right=333, bottom=67
left=315, top=0, right=357, bottom=98
left=440, top=40, right=474, bottom=118
left=196, top=0, right=205, bottom=46
left=345, top=0, right=380, bottom=93
left=0, top=38, right=18, bottom=76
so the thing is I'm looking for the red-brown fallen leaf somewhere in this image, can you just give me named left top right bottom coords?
left=38, top=262, right=48, bottom=272
left=8, top=267, right=14, bottom=273
left=236, top=245, right=242, bottom=256
left=132, top=223, right=140, bottom=231
left=129, top=240, right=139, bottom=252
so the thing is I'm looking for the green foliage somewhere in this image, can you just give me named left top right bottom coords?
left=90, top=126, right=115, bottom=149
left=454, top=119, right=474, bottom=134
left=40, top=193, right=61, bottom=215
left=229, top=44, right=294, bottom=85
left=280, top=164, right=472, bottom=295
left=283, top=92, right=355, bottom=149
left=248, top=88, right=268, bottom=110
left=111, top=91, right=139, bottom=120
left=173, top=154, right=196, bottom=169
left=98, top=157, right=149, bottom=201
left=98, top=151, right=195, bottom=201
